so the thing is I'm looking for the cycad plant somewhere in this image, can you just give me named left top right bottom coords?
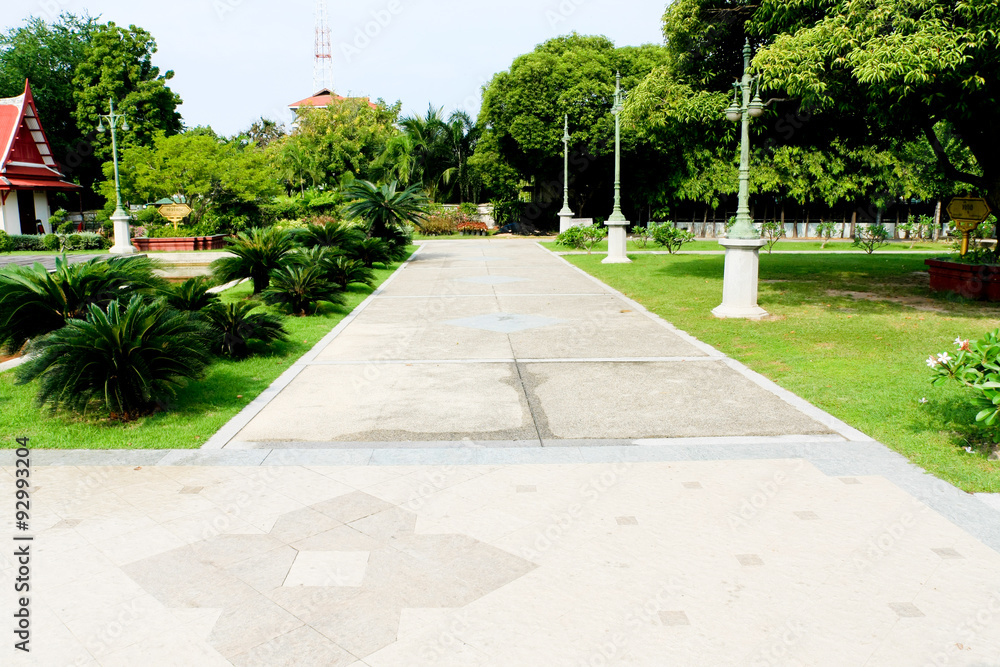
left=16, top=296, right=211, bottom=421
left=296, top=220, right=363, bottom=251
left=203, top=301, right=288, bottom=359
left=160, top=276, right=219, bottom=312
left=326, top=257, right=374, bottom=291
left=349, top=237, right=393, bottom=268
left=212, top=227, right=294, bottom=295
left=263, top=264, right=345, bottom=316
left=0, top=255, right=163, bottom=354
left=344, top=180, right=427, bottom=242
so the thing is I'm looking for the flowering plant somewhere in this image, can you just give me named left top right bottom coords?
left=928, top=330, right=1000, bottom=444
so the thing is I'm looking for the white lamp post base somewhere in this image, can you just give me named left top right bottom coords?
left=603, top=221, right=631, bottom=264
left=109, top=210, right=136, bottom=255
left=559, top=212, right=576, bottom=234
left=713, top=238, right=768, bottom=319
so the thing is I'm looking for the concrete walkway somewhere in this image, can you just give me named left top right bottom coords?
left=3, top=239, right=1000, bottom=666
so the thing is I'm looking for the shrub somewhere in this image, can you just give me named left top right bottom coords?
left=0, top=230, right=12, bottom=254
left=0, top=255, right=164, bottom=354
left=853, top=224, right=891, bottom=254
left=380, top=224, right=413, bottom=261
left=16, top=296, right=212, bottom=421
left=420, top=215, right=459, bottom=236
left=297, top=220, right=362, bottom=250
left=651, top=223, right=695, bottom=254
left=66, top=234, right=82, bottom=250
left=203, top=301, right=287, bottom=359
left=326, top=256, right=374, bottom=290
left=160, top=277, right=220, bottom=312
left=263, top=264, right=344, bottom=315
left=760, top=220, right=786, bottom=254
left=555, top=226, right=587, bottom=250
left=631, top=225, right=652, bottom=249
left=817, top=221, right=838, bottom=249
left=580, top=224, right=608, bottom=253
left=9, top=235, right=44, bottom=251
left=42, top=234, right=60, bottom=251
left=212, top=227, right=295, bottom=294
left=928, top=332, right=1000, bottom=456
left=459, top=202, right=479, bottom=218
left=57, top=221, right=76, bottom=235
left=48, top=208, right=69, bottom=230
left=349, top=238, right=393, bottom=268
left=458, top=221, right=488, bottom=235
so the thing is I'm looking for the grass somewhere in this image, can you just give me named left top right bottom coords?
left=561, top=250, right=1000, bottom=493
left=0, top=248, right=416, bottom=450
left=541, top=239, right=948, bottom=254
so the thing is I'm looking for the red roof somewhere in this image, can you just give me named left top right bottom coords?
left=288, top=88, right=379, bottom=111
left=0, top=80, right=80, bottom=191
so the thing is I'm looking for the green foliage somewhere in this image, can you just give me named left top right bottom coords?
left=852, top=224, right=891, bottom=254
left=160, top=276, right=219, bottom=312
left=900, top=215, right=933, bottom=250
left=817, top=221, right=838, bottom=249
left=263, top=264, right=344, bottom=316
left=651, top=223, right=696, bottom=254
left=929, top=333, right=1000, bottom=452
left=57, top=221, right=76, bottom=234
left=62, top=232, right=106, bottom=250
left=42, top=234, right=60, bottom=251
left=344, top=180, right=428, bottom=242
left=630, top=225, right=653, bottom=249
left=326, top=257, right=374, bottom=291
left=203, top=300, right=287, bottom=359
left=144, top=221, right=221, bottom=238
left=580, top=224, right=609, bottom=254
left=8, top=235, right=44, bottom=251
left=349, top=238, right=393, bottom=268
left=0, top=231, right=12, bottom=254
left=458, top=202, right=479, bottom=217
left=296, top=219, right=362, bottom=250
left=0, top=255, right=163, bottom=354
left=212, top=227, right=294, bottom=295
left=16, top=296, right=211, bottom=421
left=760, top=220, right=787, bottom=254
left=555, top=226, right=587, bottom=250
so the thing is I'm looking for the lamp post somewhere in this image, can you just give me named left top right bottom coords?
left=98, top=98, right=135, bottom=255
left=712, top=40, right=767, bottom=319
left=558, top=114, right=576, bottom=233
left=603, top=71, right=631, bottom=264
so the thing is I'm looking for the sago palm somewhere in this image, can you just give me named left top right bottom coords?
left=296, top=220, right=364, bottom=251
left=344, top=180, right=428, bottom=240
left=212, top=227, right=294, bottom=295
left=327, top=257, right=374, bottom=290
left=203, top=301, right=288, bottom=359
left=160, top=276, right=219, bottom=312
left=349, top=238, right=393, bottom=268
left=263, top=264, right=345, bottom=316
left=16, top=296, right=211, bottom=421
left=0, top=255, right=163, bottom=354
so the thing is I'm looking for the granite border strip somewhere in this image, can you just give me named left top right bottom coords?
left=200, top=245, right=426, bottom=450
left=0, top=356, right=26, bottom=374
left=299, top=357, right=716, bottom=366
left=539, top=243, right=874, bottom=442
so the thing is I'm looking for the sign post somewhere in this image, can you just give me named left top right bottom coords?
left=157, top=203, right=193, bottom=231
left=947, top=197, right=992, bottom=256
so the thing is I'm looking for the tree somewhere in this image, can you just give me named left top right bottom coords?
left=344, top=180, right=428, bottom=241
left=102, top=130, right=282, bottom=228
left=211, top=227, right=295, bottom=295
left=753, top=0, right=1000, bottom=216
left=72, top=22, right=182, bottom=168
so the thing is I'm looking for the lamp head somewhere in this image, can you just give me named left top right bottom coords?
left=748, top=94, right=764, bottom=118
left=96, top=121, right=105, bottom=134
left=726, top=105, right=742, bottom=122
left=122, top=118, right=130, bottom=132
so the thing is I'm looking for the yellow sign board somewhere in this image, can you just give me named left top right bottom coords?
left=157, top=203, right=193, bottom=230
left=946, top=197, right=993, bottom=256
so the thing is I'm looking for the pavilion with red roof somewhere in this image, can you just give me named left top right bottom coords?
left=288, top=88, right=379, bottom=115
left=0, top=80, right=81, bottom=235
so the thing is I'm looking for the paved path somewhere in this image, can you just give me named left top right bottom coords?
left=0, top=253, right=104, bottom=270
left=3, top=239, right=1000, bottom=666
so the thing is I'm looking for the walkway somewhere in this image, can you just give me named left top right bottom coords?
left=0, top=253, right=104, bottom=270
left=3, top=239, right=1000, bottom=666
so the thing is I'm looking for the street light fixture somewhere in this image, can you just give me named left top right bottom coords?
left=712, top=39, right=768, bottom=319
left=558, top=114, right=576, bottom=233
left=98, top=98, right=136, bottom=255
left=603, top=71, right=631, bottom=264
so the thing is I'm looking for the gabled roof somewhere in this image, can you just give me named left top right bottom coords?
left=0, top=80, right=80, bottom=191
left=288, top=88, right=378, bottom=112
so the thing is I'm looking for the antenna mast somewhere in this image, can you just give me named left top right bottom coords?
left=313, top=0, right=334, bottom=92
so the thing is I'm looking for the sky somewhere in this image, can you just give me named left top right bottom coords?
left=6, top=0, right=667, bottom=136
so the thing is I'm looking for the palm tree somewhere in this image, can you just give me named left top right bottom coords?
left=212, top=227, right=294, bottom=295
left=326, top=257, right=374, bottom=290
left=263, top=264, right=345, bottom=316
left=16, top=296, right=212, bottom=421
left=0, top=255, right=163, bottom=354
left=296, top=220, right=363, bottom=251
left=349, top=238, right=393, bottom=268
left=159, top=276, right=219, bottom=312
left=344, top=180, right=428, bottom=241
left=203, top=301, right=288, bottom=359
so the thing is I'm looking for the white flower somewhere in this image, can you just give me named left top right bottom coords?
left=937, top=353, right=953, bottom=365
left=919, top=398, right=928, bottom=404
left=927, top=356, right=939, bottom=368
left=964, top=447, right=975, bottom=454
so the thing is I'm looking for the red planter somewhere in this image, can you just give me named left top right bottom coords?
left=131, top=235, right=228, bottom=252
left=925, top=258, right=1000, bottom=301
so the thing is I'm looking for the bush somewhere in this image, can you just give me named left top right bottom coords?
left=651, top=223, right=695, bottom=254
left=145, top=220, right=221, bottom=238
left=57, top=221, right=76, bottom=235
left=817, top=221, right=838, bottom=249
left=630, top=226, right=652, bottom=249
left=263, top=264, right=344, bottom=315
left=929, top=332, right=1000, bottom=456
left=16, top=296, right=212, bottom=421
left=0, top=230, right=12, bottom=253
left=326, top=256, right=374, bottom=290
left=42, top=234, right=60, bottom=251
left=380, top=224, right=413, bottom=261
left=759, top=221, right=786, bottom=254
left=212, top=227, right=295, bottom=294
left=160, top=276, right=219, bottom=312
left=349, top=238, right=392, bottom=268
left=9, top=235, right=44, bottom=251
left=853, top=224, right=891, bottom=254
left=459, top=202, right=479, bottom=218
left=203, top=301, right=287, bottom=359
left=48, top=208, right=69, bottom=230
left=297, top=219, right=362, bottom=250
left=555, top=226, right=587, bottom=250
left=420, top=215, right=459, bottom=236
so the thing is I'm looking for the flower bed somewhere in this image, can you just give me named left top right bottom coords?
left=925, top=258, right=1000, bottom=301
left=458, top=221, right=489, bottom=236
left=132, top=235, right=228, bottom=252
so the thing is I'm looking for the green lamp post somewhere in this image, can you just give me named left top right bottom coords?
left=712, top=40, right=767, bottom=319
left=97, top=98, right=135, bottom=255
left=603, top=71, right=631, bottom=264
left=558, top=114, right=576, bottom=233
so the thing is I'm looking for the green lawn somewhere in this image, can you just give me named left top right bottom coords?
left=541, top=239, right=948, bottom=254
left=0, top=249, right=416, bottom=450
left=561, top=251, right=1000, bottom=493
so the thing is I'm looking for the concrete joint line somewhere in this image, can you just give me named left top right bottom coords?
left=538, top=243, right=874, bottom=443
left=201, top=246, right=426, bottom=450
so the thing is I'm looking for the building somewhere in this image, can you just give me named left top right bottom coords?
left=288, top=88, right=379, bottom=115
left=0, top=80, right=81, bottom=235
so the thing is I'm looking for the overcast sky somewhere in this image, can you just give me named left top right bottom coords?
left=7, top=0, right=667, bottom=136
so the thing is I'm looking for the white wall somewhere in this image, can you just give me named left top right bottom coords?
left=34, top=191, right=51, bottom=234
left=0, top=194, right=19, bottom=235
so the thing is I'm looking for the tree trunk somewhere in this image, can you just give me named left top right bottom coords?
left=851, top=211, right=857, bottom=238
left=933, top=200, right=942, bottom=241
